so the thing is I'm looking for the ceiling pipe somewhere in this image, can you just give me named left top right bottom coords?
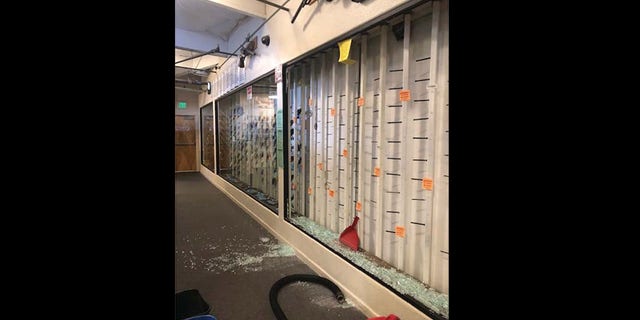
left=219, top=0, right=291, bottom=69
left=175, top=45, right=237, bottom=65
left=256, top=0, right=290, bottom=11
left=175, top=78, right=208, bottom=86
left=175, top=65, right=216, bottom=73
left=175, top=86, right=204, bottom=93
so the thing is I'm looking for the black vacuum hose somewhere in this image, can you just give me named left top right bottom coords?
left=269, top=274, right=345, bottom=320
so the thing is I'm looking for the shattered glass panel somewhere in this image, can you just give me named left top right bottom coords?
left=217, top=73, right=278, bottom=212
left=290, top=215, right=448, bottom=318
left=200, top=102, right=215, bottom=171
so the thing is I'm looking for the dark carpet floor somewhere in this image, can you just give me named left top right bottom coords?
left=175, top=172, right=367, bottom=320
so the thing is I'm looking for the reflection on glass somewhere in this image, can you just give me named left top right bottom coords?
left=217, top=74, right=278, bottom=212
left=201, top=102, right=215, bottom=170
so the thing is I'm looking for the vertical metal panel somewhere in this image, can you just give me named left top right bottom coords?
left=404, top=11, right=432, bottom=280
left=382, top=22, right=404, bottom=265
left=289, top=67, right=297, bottom=215
left=357, top=35, right=368, bottom=248
left=374, top=25, right=388, bottom=258
left=301, top=62, right=309, bottom=219
left=309, top=59, right=317, bottom=222
left=362, top=33, right=380, bottom=254
left=397, top=13, right=412, bottom=271
left=426, top=0, right=441, bottom=286
left=318, top=53, right=328, bottom=228
left=330, top=49, right=339, bottom=233
left=343, top=57, right=353, bottom=233
left=429, top=0, right=449, bottom=292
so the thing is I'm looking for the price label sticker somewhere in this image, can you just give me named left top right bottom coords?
left=308, top=187, right=312, bottom=195
left=422, top=178, right=433, bottom=190
left=395, top=226, right=406, bottom=238
left=343, top=149, right=348, bottom=157
left=400, top=89, right=411, bottom=102
left=356, top=201, right=362, bottom=211
left=357, top=97, right=365, bottom=107
left=329, top=189, right=335, bottom=197
left=374, top=167, right=381, bottom=177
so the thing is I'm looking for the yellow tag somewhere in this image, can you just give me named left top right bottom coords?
left=395, top=226, right=406, bottom=238
left=422, top=178, right=433, bottom=190
left=338, top=39, right=357, bottom=64
left=400, top=89, right=411, bottom=102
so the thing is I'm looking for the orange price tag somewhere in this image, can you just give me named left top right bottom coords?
left=395, top=226, right=406, bottom=238
left=291, top=183, right=296, bottom=190
left=399, top=89, right=411, bottom=102
left=308, top=98, right=313, bottom=106
left=329, top=189, right=335, bottom=197
left=374, top=167, right=381, bottom=177
left=422, top=178, right=433, bottom=190
left=308, top=187, right=312, bottom=195
left=356, top=201, right=362, bottom=211
left=343, top=149, right=348, bottom=157
left=357, top=97, right=365, bottom=107
left=318, top=162, right=323, bottom=170
left=330, top=108, right=336, bottom=116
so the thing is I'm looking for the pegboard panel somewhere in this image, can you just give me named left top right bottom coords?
left=284, top=4, right=445, bottom=290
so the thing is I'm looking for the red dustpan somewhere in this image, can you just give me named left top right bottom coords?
left=339, top=216, right=360, bottom=250
left=368, top=314, right=399, bottom=320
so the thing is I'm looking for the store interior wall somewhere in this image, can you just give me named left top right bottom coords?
left=176, top=89, right=202, bottom=171
left=195, top=1, right=446, bottom=318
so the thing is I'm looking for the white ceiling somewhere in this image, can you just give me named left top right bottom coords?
left=175, top=0, right=250, bottom=41
left=175, top=0, right=267, bottom=84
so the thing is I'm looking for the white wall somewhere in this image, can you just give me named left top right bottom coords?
left=176, top=28, right=228, bottom=53
left=176, top=89, right=202, bottom=171
left=205, top=0, right=420, bottom=98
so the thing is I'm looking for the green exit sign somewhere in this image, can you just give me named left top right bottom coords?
left=178, top=101, right=187, bottom=109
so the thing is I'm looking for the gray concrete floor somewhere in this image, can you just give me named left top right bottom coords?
left=175, top=172, right=367, bottom=320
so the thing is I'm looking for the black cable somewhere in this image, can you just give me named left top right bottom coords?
left=269, top=274, right=345, bottom=320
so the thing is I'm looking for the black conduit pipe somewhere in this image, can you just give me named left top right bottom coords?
left=269, top=274, right=345, bottom=320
